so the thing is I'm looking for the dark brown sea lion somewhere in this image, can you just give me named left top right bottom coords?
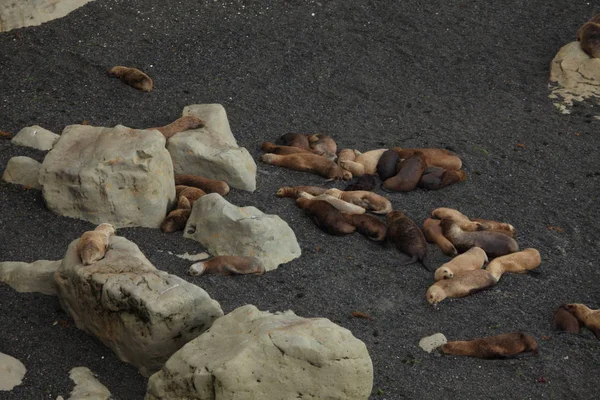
left=422, top=218, right=457, bottom=257
left=325, top=188, right=392, bottom=214
left=276, top=186, right=328, bottom=198
left=344, top=174, right=378, bottom=191
left=108, top=66, right=153, bottom=92
left=76, top=223, right=116, bottom=265
left=175, top=185, right=206, bottom=204
left=553, top=305, right=581, bottom=334
left=386, top=210, right=429, bottom=268
left=426, top=269, right=497, bottom=304
left=441, top=332, right=538, bottom=359
left=440, top=219, right=519, bottom=258
left=434, top=247, right=488, bottom=281
left=418, top=167, right=467, bottom=190
left=566, top=304, right=600, bottom=339
left=577, top=14, right=600, bottom=58
left=260, top=153, right=352, bottom=180
left=295, top=197, right=356, bottom=236
left=376, top=149, right=400, bottom=181
left=382, top=152, right=427, bottom=192
left=392, top=148, right=462, bottom=170
left=174, top=174, right=230, bottom=196
left=149, top=116, right=204, bottom=139
left=308, top=134, right=337, bottom=160
left=342, top=213, right=387, bottom=241
left=261, top=141, right=312, bottom=155
left=485, top=248, right=541, bottom=281
left=275, top=133, right=311, bottom=150
left=188, top=256, right=265, bottom=276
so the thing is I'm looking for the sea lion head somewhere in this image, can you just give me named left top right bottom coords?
left=434, top=267, right=453, bottom=281
left=565, top=303, right=590, bottom=319
left=160, top=209, right=192, bottom=233
left=96, top=223, right=116, bottom=236
left=426, top=286, right=446, bottom=305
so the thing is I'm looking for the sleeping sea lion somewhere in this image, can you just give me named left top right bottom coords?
left=440, top=219, right=519, bottom=258
left=553, top=305, right=581, bottom=334
left=565, top=304, right=600, bottom=339
left=392, top=147, right=462, bottom=170
left=433, top=247, right=488, bottom=281
left=339, top=149, right=387, bottom=177
left=485, top=248, right=541, bottom=281
left=298, top=192, right=366, bottom=214
left=337, top=148, right=357, bottom=164
left=431, top=207, right=482, bottom=231
left=161, top=196, right=192, bottom=233
left=261, top=141, right=312, bottom=155
left=577, top=14, right=600, bottom=58
left=342, top=213, right=387, bottom=241
left=148, top=116, right=204, bottom=139
left=471, top=218, right=516, bottom=237
left=376, top=149, right=400, bottom=181
left=295, top=197, right=356, bottom=236
left=276, top=133, right=311, bottom=150
left=108, top=66, right=153, bottom=92
left=76, top=223, right=116, bottom=265
left=422, top=218, right=458, bottom=257
left=418, top=167, right=467, bottom=190
left=308, top=134, right=337, bottom=160
left=426, top=269, right=497, bottom=305
left=386, top=210, right=429, bottom=268
left=382, top=152, right=427, bottom=192
left=276, top=186, right=328, bottom=198
left=188, top=256, right=265, bottom=276
left=441, top=332, right=538, bottom=359
left=260, top=153, right=352, bottom=180
left=174, top=174, right=230, bottom=196
left=344, top=174, right=379, bottom=191
left=325, top=188, right=392, bottom=214
left=175, top=185, right=206, bottom=204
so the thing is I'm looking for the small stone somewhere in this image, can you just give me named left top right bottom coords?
left=68, top=367, right=111, bottom=400
left=419, top=333, right=448, bottom=353
left=2, top=156, right=42, bottom=190
left=0, top=352, right=26, bottom=391
left=11, top=125, right=60, bottom=150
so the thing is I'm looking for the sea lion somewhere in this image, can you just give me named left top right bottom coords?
left=422, top=218, right=457, bottom=257
left=553, top=305, right=581, bottom=334
left=485, top=248, right=541, bottom=281
left=275, top=133, right=311, bottom=150
left=325, top=188, right=392, bottom=214
left=426, top=269, right=497, bottom=305
left=337, top=148, right=357, bottom=164
left=276, top=186, right=328, bottom=198
left=261, top=141, right=312, bottom=155
left=108, top=66, right=153, bottom=92
left=440, top=219, right=519, bottom=258
left=418, top=167, right=467, bottom=190
left=161, top=196, right=192, bottom=233
left=260, top=153, right=352, bottom=180
left=431, top=207, right=482, bottom=231
left=339, top=149, right=387, bottom=177
left=344, top=174, right=378, bottom=191
left=441, top=332, right=538, bottom=359
left=175, top=185, right=206, bottom=204
left=342, top=213, right=387, bottom=241
left=76, top=223, right=116, bottom=265
left=376, top=149, right=400, bottom=181
left=382, top=152, right=427, bottom=192
left=308, top=134, right=337, bottom=160
left=392, top=148, right=462, bottom=170
left=174, top=174, right=230, bottom=196
left=565, top=304, right=600, bottom=339
left=295, top=197, right=356, bottom=236
left=148, top=116, right=204, bottom=139
left=386, top=211, right=429, bottom=267
left=188, top=256, right=265, bottom=276
left=298, top=192, right=366, bottom=214
left=577, top=14, right=600, bottom=58
left=471, top=218, right=516, bottom=238
left=434, top=247, right=488, bottom=281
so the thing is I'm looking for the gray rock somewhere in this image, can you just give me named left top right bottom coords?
left=0, top=1, right=95, bottom=33
left=2, top=156, right=42, bottom=190
left=38, top=124, right=176, bottom=228
left=184, top=193, right=301, bottom=271
left=54, top=235, right=223, bottom=377
left=68, top=367, right=111, bottom=400
left=146, top=305, right=373, bottom=400
left=182, top=104, right=237, bottom=146
left=0, top=259, right=61, bottom=296
left=0, top=352, right=26, bottom=391
left=419, top=333, right=448, bottom=353
left=11, top=125, right=60, bottom=150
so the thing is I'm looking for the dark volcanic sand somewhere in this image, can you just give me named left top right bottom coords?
left=1, top=1, right=599, bottom=399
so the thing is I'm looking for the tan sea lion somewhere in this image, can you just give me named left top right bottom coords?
left=76, top=223, right=116, bottom=265
left=577, top=14, right=600, bottom=58
left=441, top=332, right=538, bottom=359
left=260, top=153, right=352, bottom=180
left=386, top=211, right=429, bottom=267
left=325, top=188, right=392, bottom=214
left=434, top=247, right=488, bottom=281
left=308, top=134, right=337, bottom=160
left=485, top=248, right=541, bottom=281
left=342, top=213, right=387, bottom=241
left=298, top=192, right=366, bottom=214
left=426, top=269, right=497, bottom=305
left=422, top=218, right=457, bottom=257
left=344, top=174, right=378, bottom=191
left=276, top=186, right=328, bottom=198
left=376, top=149, right=400, bottom=181
left=161, top=197, right=192, bottom=233
left=440, top=219, right=519, bottom=258
left=392, top=148, right=462, bottom=170
left=553, top=305, right=581, bottom=334
left=565, top=304, right=600, bottom=339
left=295, top=197, right=356, bottom=236
left=174, top=174, right=230, bottom=196
left=188, top=256, right=265, bottom=276
left=382, top=152, right=427, bottom=192
left=261, top=141, right=312, bottom=155
left=418, top=167, right=467, bottom=190
left=431, top=207, right=482, bottom=231
left=471, top=218, right=516, bottom=238
left=108, top=66, right=153, bottom=92
left=339, top=149, right=387, bottom=177
left=175, top=185, right=206, bottom=204
left=148, top=116, right=204, bottom=139
left=337, top=148, right=357, bottom=164
left=276, top=133, right=311, bottom=150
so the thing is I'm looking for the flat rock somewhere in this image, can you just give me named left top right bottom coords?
left=0, top=259, right=61, bottom=296
left=419, top=333, right=448, bottom=353
left=2, top=156, right=42, bottom=190
left=11, top=125, right=60, bottom=150
left=0, top=352, right=26, bottom=391
left=68, top=367, right=111, bottom=400
left=146, top=305, right=373, bottom=400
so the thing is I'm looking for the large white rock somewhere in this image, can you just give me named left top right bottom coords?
left=184, top=193, right=301, bottom=271
left=0, top=259, right=61, bottom=296
left=0, top=0, right=95, bottom=32
left=54, top=235, right=223, bottom=377
left=0, top=352, right=26, bottom=391
left=2, top=156, right=42, bottom=190
left=146, top=305, right=374, bottom=400
left=11, top=125, right=60, bottom=150
left=67, top=367, right=111, bottom=400
left=39, top=124, right=176, bottom=228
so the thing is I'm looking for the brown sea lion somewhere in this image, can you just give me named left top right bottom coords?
left=471, top=218, right=516, bottom=238
left=174, top=174, right=230, bottom=196
left=441, top=332, right=538, bottom=359
left=260, top=153, right=352, bottom=180
left=577, top=14, right=600, bottom=58
left=342, top=213, right=387, bottom=241
left=376, top=149, right=401, bottom=181
left=431, top=207, right=482, bottom=231
left=382, top=152, right=427, bottom=192
left=418, top=167, right=467, bottom=190
left=188, top=256, right=265, bottom=276
left=276, top=186, right=328, bottom=198
left=553, top=305, right=581, bottom=334
left=108, top=66, right=153, bottom=92
left=565, top=304, right=600, bottom=339
left=422, top=218, right=457, bottom=257
left=392, top=148, right=462, bottom=170
left=386, top=211, right=429, bottom=268
left=161, top=197, right=192, bottom=233
left=485, top=248, right=541, bottom=281
left=261, top=141, right=312, bottom=155
left=76, top=223, right=116, bottom=265
left=325, top=188, right=392, bottom=214
left=175, top=185, right=206, bottom=204
left=148, top=116, right=204, bottom=139
left=276, top=133, right=311, bottom=150
left=344, top=174, right=378, bottom=191
left=426, top=269, right=497, bottom=305
left=434, top=247, right=488, bottom=281
left=298, top=192, right=366, bottom=214
left=308, top=134, right=337, bottom=160
left=295, top=197, right=356, bottom=236
left=440, top=219, right=519, bottom=258
left=339, top=149, right=387, bottom=177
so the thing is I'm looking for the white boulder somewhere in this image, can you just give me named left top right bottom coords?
left=11, top=125, right=60, bottom=150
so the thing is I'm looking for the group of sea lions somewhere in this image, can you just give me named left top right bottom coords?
left=553, top=303, right=600, bottom=339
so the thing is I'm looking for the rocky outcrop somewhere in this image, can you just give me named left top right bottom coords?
left=146, top=305, right=374, bottom=400
left=54, top=235, right=223, bottom=377
left=0, top=259, right=61, bottom=296
left=38, top=124, right=175, bottom=228
left=0, top=0, right=95, bottom=32
left=0, top=352, right=26, bottom=391
left=2, top=156, right=42, bottom=190
left=11, top=125, right=60, bottom=150
left=184, top=193, right=301, bottom=271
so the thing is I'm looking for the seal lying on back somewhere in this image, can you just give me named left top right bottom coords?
left=392, top=148, right=462, bottom=170
left=485, top=248, right=541, bottom=281
left=565, top=304, right=600, bottom=339
left=386, top=210, right=428, bottom=267
left=426, top=269, right=497, bottom=304
left=344, top=174, right=378, bottom=191
left=149, top=116, right=204, bottom=139
left=440, top=219, right=519, bottom=258
left=308, top=134, right=337, bottom=160
left=77, top=223, right=116, bottom=265
left=261, top=141, right=312, bottom=155
left=382, top=152, right=427, bottom=192
left=325, top=188, right=392, bottom=214
left=188, top=256, right=265, bottom=276
left=276, top=133, right=311, bottom=150
left=276, top=186, right=328, bottom=198
left=577, top=14, right=600, bottom=58
left=441, top=332, right=538, bottom=359
left=422, top=218, right=457, bottom=257
left=260, top=153, right=352, bottom=180
left=295, top=197, right=356, bottom=236
left=108, top=66, right=153, bottom=92
left=553, top=305, right=581, bottom=334
left=434, top=247, right=488, bottom=281
left=342, top=213, right=387, bottom=241
left=418, top=167, right=467, bottom=190
left=338, top=149, right=387, bottom=176
left=174, top=174, right=230, bottom=196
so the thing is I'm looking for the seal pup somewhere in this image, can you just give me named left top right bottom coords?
left=431, top=207, right=482, bottom=231
left=161, top=196, right=192, bottom=233
left=440, top=219, right=519, bottom=258
left=295, top=197, right=356, bottom=236
left=260, top=153, right=352, bottom=180
left=485, top=248, right=541, bottom=281
left=325, top=188, right=392, bottom=214
left=276, top=133, right=311, bottom=150
left=108, top=66, right=153, bottom=92
left=426, top=269, right=497, bottom=304
left=261, top=141, right=312, bottom=155
left=386, top=210, right=429, bottom=268
left=376, top=149, right=400, bottom=181
left=392, top=148, right=462, bottom=170
left=418, top=167, right=467, bottom=190
left=382, top=152, right=427, bottom=192
left=298, top=192, right=366, bottom=214
left=342, top=213, right=387, bottom=241
left=577, top=14, right=600, bottom=58
left=188, top=256, right=265, bottom=276
left=344, top=174, right=378, bottom=191
left=308, top=134, right=337, bottom=160
left=433, top=247, right=488, bottom=281
left=422, top=218, right=457, bottom=257
left=339, top=149, right=387, bottom=177
left=553, top=305, right=581, bottom=334
left=441, top=332, right=538, bottom=359
left=565, top=304, right=600, bottom=339
left=149, top=116, right=204, bottom=139
left=174, top=174, right=230, bottom=196
left=77, top=223, right=116, bottom=265
left=175, top=185, right=206, bottom=204
left=276, top=186, right=328, bottom=198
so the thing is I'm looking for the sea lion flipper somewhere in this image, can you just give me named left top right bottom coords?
left=400, top=255, right=419, bottom=266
